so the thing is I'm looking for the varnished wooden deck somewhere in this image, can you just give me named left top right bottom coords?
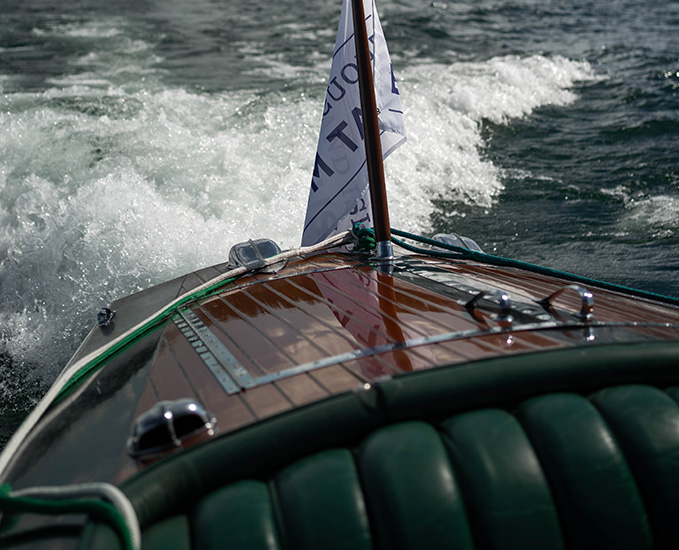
left=128, top=253, right=679, bottom=470
left=8, top=251, right=679, bottom=487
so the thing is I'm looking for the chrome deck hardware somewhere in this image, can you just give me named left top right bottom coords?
left=430, top=233, right=484, bottom=253
left=228, top=238, right=284, bottom=273
left=465, top=290, right=514, bottom=327
left=97, top=307, right=116, bottom=329
left=173, top=306, right=256, bottom=393
left=540, top=285, right=594, bottom=322
left=127, top=399, right=217, bottom=463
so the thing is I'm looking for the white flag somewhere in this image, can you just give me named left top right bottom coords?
left=301, top=0, right=406, bottom=246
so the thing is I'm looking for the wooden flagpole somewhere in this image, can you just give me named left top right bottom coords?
left=350, top=0, right=393, bottom=261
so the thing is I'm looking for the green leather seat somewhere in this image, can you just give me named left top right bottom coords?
left=79, top=343, right=679, bottom=550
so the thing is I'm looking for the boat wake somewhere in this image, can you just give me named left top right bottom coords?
left=389, top=54, right=597, bottom=230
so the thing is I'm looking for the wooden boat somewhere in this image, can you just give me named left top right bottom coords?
left=2, top=230, right=679, bottom=550
left=2, top=1, right=679, bottom=549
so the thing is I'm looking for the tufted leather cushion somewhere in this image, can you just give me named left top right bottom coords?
left=77, top=342, right=679, bottom=549
left=181, top=384, right=679, bottom=550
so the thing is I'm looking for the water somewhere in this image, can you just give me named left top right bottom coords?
left=1, top=0, right=677, bottom=446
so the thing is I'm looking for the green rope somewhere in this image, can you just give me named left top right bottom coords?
left=0, top=484, right=133, bottom=550
left=390, top=227, right=679, bottom=306
left=351, top=223, right=376, bottom=251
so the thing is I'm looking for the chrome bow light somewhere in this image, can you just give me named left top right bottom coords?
left=127, top=398, right=217, bottom=463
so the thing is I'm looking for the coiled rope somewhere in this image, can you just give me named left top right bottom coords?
left=0, top=482, right=139, bottom=550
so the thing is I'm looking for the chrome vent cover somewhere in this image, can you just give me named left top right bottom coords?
left=127, top=398, right=217, bottom=461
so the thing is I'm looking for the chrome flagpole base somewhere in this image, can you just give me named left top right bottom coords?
left=375, top=241, right=394, bottom=262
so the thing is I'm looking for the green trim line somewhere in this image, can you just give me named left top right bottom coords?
left=54, top=275, right=239, bottom=402
left=390, top=228, right=679, bottom=307
left=0, top=484, right=133, bottom=550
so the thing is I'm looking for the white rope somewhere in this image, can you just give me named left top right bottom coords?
left=11, top=483, right=140, bottom=550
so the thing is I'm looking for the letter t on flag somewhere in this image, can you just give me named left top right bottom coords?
left=301, top=0, right=406, bottom=246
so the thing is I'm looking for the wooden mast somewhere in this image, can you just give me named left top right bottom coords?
left=350, top=0, right=393, bottom=261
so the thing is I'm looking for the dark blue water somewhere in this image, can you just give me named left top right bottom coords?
left=1, top=0, right=677, bottom=445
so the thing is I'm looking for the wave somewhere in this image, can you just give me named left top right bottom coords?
left=386, top=54, right=598, bottom=227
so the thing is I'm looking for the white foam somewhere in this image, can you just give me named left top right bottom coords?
left=33, top=21, right=124, bottom=39
left=597, top=186, right=679, bottom=239
left=418, top=54, right=598, bottom=123
left=624, top=194, right=679, bottom=237
left=0, top=85, right=323, bottom=370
